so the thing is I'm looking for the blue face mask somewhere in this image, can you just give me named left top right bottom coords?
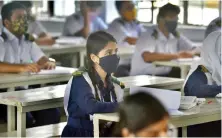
left=99, top=54, right=120, bottom=74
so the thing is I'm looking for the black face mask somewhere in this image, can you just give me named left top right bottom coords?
left=165, top=20, right=178, bottom=33
left=99, top=54, right=120, bottom=74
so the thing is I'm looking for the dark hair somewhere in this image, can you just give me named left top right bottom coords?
left=157, top=3, right=180, bottom=23
left=86, top=1, right=102, bottom=9
left=86, top=31, right=117, bottom=100
left=1, top=2, right=26, bottom=26
left=115, top=1, right=126, bottom=12
left=113, top=92, right=169, bottom=136
left=12, top=1, right=33, bottom=9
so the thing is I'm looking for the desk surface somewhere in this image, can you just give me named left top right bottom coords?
left=0, top=71, right=73, bottom=89
left=0, top=75, right=184, bottom=107
left=93, top=98, right=221, bottom=127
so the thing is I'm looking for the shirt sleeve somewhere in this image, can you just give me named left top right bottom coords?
left=62, top=16, right=83, bottom=36
left=96, top=17, right=108, bottom=30
left=184, top=68, right=221, bottom=98
left=71, top=76, right=118, bottom=114
left=30, top=42, right=45, bottom=62
left=0, top=41, right=5, bottom=62
left=107, top=21, right=128, bottom=44
left=178, top=34, right=195, bottom=51
left=136, top=32, right=156, bottom=53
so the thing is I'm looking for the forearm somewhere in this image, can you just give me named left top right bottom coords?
left=142, top=52, right=178, bottom=62
left=81, top=15, right=90, bottom=38
left=0, top=62, right=24, bottom=73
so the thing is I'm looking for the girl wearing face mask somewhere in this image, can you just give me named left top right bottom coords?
left=113, top=92, right=170, bottom=137
left=62, top=31, right=124, bottom=137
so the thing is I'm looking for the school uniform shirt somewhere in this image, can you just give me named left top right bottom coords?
left=27, top=20, right=47, bottom=37
left=130, top=27, right=195, bottom=76
left=62, top=12, right=108, bottom=36
left=0, top=27, right=45, bottom=64
left=107, top=18, right=146, bottom=46
left=62, top=71, right=123, bottom=137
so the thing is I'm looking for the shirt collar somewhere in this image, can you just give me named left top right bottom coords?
left=3, top=27, right=25, bottom=41
left=156, top=26, right=175, bottom=41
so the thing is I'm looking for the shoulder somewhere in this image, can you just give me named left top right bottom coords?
left=66, top=12, right=81, bottom=21
left=189, top=65, right=208, bottom=81
left=109, top=18, right=124, bottom=26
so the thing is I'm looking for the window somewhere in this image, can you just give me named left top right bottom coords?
left=188, top=0, right=219, bottom=26
left=54, top=0, right=75, bottom=17
left=136, top=0, right=184, bottom=24
left=136, top=1, right=152, bottom=22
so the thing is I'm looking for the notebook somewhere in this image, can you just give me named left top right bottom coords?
left=180, top=96, right=206, bottom=110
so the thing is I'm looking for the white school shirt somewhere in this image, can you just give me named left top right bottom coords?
left=130, top=27, right=194, bottom=76
left=62, top=12, right=107, bottom=36
left=0, top=27, right=45, bottom=64
left=107, top=18, right=146, bottom=46
left=27, top=20, right=47, bottom=37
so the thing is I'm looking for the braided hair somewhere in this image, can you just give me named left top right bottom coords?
left=85, top=31, right=117, bottom=101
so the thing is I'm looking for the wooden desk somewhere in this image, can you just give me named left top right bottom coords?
left=0, top=75, right=183, bottom=137
left=41, top=44, right=86, bottom=67
left=153, top=59, right=199, bottom=79
left=93, top=98, right=221, bottom=137
left=0, top=73, right=72, bottom=91
left=41, top=45, right=135, bottom=67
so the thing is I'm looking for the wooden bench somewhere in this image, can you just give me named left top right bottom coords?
left=0, top=122, right=66, bottom=137
left=0, top=75, right=184, bottom=137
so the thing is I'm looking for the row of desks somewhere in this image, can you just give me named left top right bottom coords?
left=0, top=74, right=184, bottom=137
left=40, top=41, right=201, bottom=79
left=93, top=98, right=221, bottom=137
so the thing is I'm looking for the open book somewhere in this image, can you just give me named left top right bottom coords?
left=31, top=66, right=77, bottom=75
left=180, top=96, right=206, bottom=110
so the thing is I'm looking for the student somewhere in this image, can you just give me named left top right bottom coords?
left=62, top=31, right=124, bottom=137
left=62, top=1, right=107, bottom=38
left=130, top=3, right=198, bottom=77
left=12, top=1, right=55, bottom=46
left=184, top=31, right=221, bottom=97
left=182, top=31, right=221, bottom=137
left=0, top=2, right=60, bottom=127
left=205, top=17, right=221, bottom=38
left=113, top=92, right=169, bottom=137
left=107, top=0, right=146, bottom=46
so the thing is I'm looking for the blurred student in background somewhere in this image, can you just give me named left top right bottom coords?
left=13, top=1, right=56, bottom=45
left=63, top=1, right=107, bottom=38
left=130, top=3, right=199, bottom=77
left=107, top=0, right=146, bottom=46
left=113, top=92, right=170, bottom=137
left=107, top=0, right=146, bottom=77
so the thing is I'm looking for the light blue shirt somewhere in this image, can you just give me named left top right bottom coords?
left=62, top=12, right=107, bottom=36
left=0, top=27, right=45, bottom=64
left=107, top=18, right=146, bottom=46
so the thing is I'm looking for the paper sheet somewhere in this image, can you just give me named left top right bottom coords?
left=32, top=66, right=77, bottom=75
left=130, top=87, right=181, bottom=113
left=176, top=56, right=200, bottom=62
left=56, top=36, right=86, bottom=45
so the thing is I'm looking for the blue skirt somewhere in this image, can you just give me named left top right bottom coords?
left=61, top=125, right=93, bottom=137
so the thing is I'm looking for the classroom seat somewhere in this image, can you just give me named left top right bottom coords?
left=0, top=122, right=66, bottom=137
